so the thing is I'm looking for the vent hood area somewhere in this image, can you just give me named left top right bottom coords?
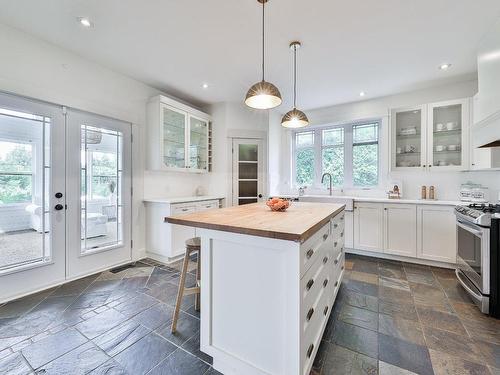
left=472, top=17, right=500, bottom=150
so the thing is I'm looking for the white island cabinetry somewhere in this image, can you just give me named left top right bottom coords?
left=166, top=202, right=345, bottom=375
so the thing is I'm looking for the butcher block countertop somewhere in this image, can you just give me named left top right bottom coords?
left=165, top=202, right=345, bottom=242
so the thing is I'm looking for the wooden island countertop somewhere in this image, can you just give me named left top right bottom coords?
left=165, top=202, right=345, bottom=242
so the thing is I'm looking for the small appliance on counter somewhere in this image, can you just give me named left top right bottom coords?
left=455, top=203, right=500, bottom=318
left=460, top=182, right=489, bottom=203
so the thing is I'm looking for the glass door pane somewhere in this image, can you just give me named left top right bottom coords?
left=431, top=104, right=462, bottom=167
left=189, top=116, right=208, bottom=170
left=81, top=125, right=123, bottom=254
left=162, top=105, right=186, bottom=168
left=394, top=109, right=423, bottom=168
left=234, top=142, right=261, bottom=205
left=0, top=109, right=52, bottom=271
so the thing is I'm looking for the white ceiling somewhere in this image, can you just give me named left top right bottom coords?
left=0, top=0, right=499, bottom=111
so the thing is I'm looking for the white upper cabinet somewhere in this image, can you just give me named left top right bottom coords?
left=147, top=95, right=211, bottom=172
left=391, top=98, right=470, bottom=172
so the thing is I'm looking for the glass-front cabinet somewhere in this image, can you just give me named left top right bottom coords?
left=147, top=95, right=211, bottom=172
left=391, top=98, right=469, bottom=172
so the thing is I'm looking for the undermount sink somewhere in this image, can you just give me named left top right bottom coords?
left=298, top=195, right=354, bottom=211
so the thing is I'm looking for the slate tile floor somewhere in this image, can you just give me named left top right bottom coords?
left=0, top=254, right=499, bottom=374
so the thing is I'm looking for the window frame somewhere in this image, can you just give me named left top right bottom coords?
left=0, top=138, right=34, bottom=206
left=292, top=119, right=381, bottom=190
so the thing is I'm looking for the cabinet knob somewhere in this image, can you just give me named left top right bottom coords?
left=306, top=279, right=314, bottom=291
left=334, top=259, right=338, bottom=265
left=307, top=308, right=314, bottom=321
left=323, top=278, right=329, bottom=287
left=340, top=216, right=344, bottom=221
left=340, top=232, right=344, bottom=237
left=333, top=223, right=338, bottom=229
left=307, top=344, right=314, bottom=358
left=323, top=233, right=329, bottom=240
left=323, top=256, right=328, bottom=264
left=323, top=306, right=329, bottom=316
left=334, top=241, right=338, bottom=247
left=306, top=249, right=314, bottom=259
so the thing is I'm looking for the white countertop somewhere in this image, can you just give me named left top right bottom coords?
left=278, top=194, right=462, bottom=206
left=143, top=196, right=225, bottom=204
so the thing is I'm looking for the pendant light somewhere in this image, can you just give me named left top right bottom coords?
left=281, top=41, right=309, bottom=128
left=245, top=0, right=282, bottom=110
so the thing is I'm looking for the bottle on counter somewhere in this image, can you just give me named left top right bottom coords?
left=429, top=186, right=435, bottom=200
left=421, top=186, right=427, bottom=200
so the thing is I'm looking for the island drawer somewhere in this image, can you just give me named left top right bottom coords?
left=196, top=200, right=219, bottom=211
left=300, top=222, right=331, bottom=276
left=171, top=204, right=197, bottom=215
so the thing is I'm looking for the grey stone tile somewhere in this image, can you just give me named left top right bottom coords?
left=0, top=348, right=12, bottom=360
left=114, top=332, right=176, bottom=375
left=148, top=348, right=210, bottom=375
left=338, top=304, right=378, bottom=331
left=344, top=279, right=378, bottom=298
left=34, top=341, right=109, bottom=375
left=131, top=303, right=174, bottom=331
left=204, top=367, right=223, bottom=375
left=146, top=268, right=179, bottom=288
left=379, top=276, right=410, bottom=292
left=378, top=265, right=407, bottom=280
left=379, top=360, right=418, bottom=375
left=93, top=320, right=150, bottom=357
left=404, top=268, right=438, bottom=287
left=0, top=335, right=30, bottom=352
left=429, top=349, right=490, bottom=375
left=378, top=314, right=425, bottom=346
left=83, top=280, right=123, bottom=295
left=462, top=317, right=500, bottom=346
left=0, top=352, right=32, bottom=375
left=112, top=292, right=157, bottom=318
left=22, top=327, right=87, bottom=369
left=155, top=311, right=200, bottom=346
left=378, top=286, right=413, bottom=304
left=88, top=359, right=127, bottom=375
left=338, top=289, right=379, bottom=313
left=74, top=309, right=128, bottom=339
left=348, top=271, right=379, bottom=285
left=331, top=320, right=378, bottom=359
left=181, top=330, right=212, bottom=365
left=0, top=311, right=53, bottom=338
left=322, top=343, right=378, bottom=375
left=143, top=282, right=180, bottom=305
left=378, top=333, right=433, bottom=375
left=50, top=274, right=99, bottom=297
left=473, top=339, right=500, bottom=369
left=70, top=291, right=112, bottom=310
left=351, top=258, right=379, bottom=275
left=29, top=295, right=77, bottom=317
left=0, top=289, right=55, bottom=319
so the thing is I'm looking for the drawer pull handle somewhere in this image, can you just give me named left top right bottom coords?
left=324, top=306, right=329, bottom=316
left=340, top=231, right=344, bottom=237
left=306, top=249, right=314, bottom=259
left=341, top=247, right=344, bottom=253
left=307, top=308, right=314, bottom=321
left=333, top=223, right=338, bottom=229
left=341, top=266, right=344, bottom=270
left=323, top=256, right=328, bottom=264
left=340, top=216, right=344, bottom=221
left=306, top=279, right=314, bottom=291
left=307, top=344, right=314, bottom=358
left=334, top=241, right=338, bottom=247
left=182, top=208, right=189, bottom=212
left=323, top=233, right=329, bottom=240
left=334, top=259, right=338, bottom=265
left=323, top=279, right=329, bottom=288
left=334, top=281, right=339, bottom=287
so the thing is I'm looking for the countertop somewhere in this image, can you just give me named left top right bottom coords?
left=279, top=194, right=462, bottom=206
left=143, top=196, right=224, bottom=204
left=165, top=202, right=345, bottom=242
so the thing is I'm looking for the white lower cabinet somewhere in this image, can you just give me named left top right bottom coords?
left=344, top=211, right=354, bottom=249
left=383, top=204, right=417, bottom=257
left=416, top=205, right=457, bottom=263
left=353, top=201, right=456, bottom=265
left=353, top=202, right=384, bottom=252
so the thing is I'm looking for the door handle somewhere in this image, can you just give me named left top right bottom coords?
left=55, top=192, right=63, bottom=199
left=258, top=194, right=262, bottom=198
left=54, top=204, right=64, bottom=211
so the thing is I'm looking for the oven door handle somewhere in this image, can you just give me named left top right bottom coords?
left=455, top=269, right=483, bottom=302
left=457, top=221, right=484, bottom=237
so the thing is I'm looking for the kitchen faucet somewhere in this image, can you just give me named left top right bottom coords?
left=321, top=173, right=333, bottom=196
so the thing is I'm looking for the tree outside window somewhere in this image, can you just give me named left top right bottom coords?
left=0, top=141, right=33, bottom=204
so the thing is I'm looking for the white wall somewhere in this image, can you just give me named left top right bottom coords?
left=0, top=22, right=207, bottom=257
left=271, top=78, right=500, bottom=202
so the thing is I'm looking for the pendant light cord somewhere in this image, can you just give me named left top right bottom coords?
left=261, top=1, right=265, bottom=81
left=293, top=44, right=297, bottom=108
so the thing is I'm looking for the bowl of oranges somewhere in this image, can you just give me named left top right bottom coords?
left=266, top=197, right=292, bottom=212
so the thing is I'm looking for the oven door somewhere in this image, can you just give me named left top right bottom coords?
left=456, top=219, right=490, bottom=294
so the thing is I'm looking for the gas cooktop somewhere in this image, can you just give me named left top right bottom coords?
left=455, top=203, right=500, bottom=227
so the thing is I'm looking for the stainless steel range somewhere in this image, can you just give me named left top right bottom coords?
left=455, top=203, right=500, bottom=318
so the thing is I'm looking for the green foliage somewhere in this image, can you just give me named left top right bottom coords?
left=353, top=144, right=378, bottom=186
left=322, top=147, right=344, bottom=186
left=0, top=144, right=32, bottom=204
left=295, top=148, right=314, bottom=187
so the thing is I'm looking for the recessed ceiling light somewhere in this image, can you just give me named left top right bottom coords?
left=439, top=63, right=452, bottom=70
left=359, top=91, right=366, bottom=97
left=202, top=83, right=209, bottom=89
left=78, top=17, right=93, bottom=28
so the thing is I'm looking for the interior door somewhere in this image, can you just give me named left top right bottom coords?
left=0, top=92, right=66, bottom=302
left=66, top=109, right=132, bottom=278
left=232, top=138, right=264, bottom=206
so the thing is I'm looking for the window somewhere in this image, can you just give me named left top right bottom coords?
left=0, top=141, right=33, bottom=204
left=293, top=121, right=380, bottom=189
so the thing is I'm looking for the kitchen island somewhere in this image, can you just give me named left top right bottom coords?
left=166, top=202, right=345, bottom=375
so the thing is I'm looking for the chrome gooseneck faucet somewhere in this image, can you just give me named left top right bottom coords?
left=321, top=173, right=333, bottom=196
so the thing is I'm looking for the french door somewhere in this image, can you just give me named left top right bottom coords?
left=231, top=138, right=264, bottom=205
left=0, top=93, right=131, bottom=302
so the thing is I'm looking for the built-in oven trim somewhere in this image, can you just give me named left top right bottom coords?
left=456, top=218, right=490, bottom=295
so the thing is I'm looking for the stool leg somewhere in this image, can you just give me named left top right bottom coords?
left=195, top=250, right=201, bottom=311
left=171, top=250, right=190, bottom=333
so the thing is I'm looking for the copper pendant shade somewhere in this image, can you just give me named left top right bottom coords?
left=244, top=0, right=282, bottom=110
left=281, top=41, right=309, bottom=128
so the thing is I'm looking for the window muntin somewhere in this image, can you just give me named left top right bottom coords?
left=0, top=141, right=33, bottom=204
left=293, top=121, right=380, bottom=189
left=294, top=131, right=315, bottom=187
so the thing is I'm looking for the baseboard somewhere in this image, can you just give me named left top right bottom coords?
left=133, top=247, right=147, bottom=261
left=346, top=248, right=456, bottom=269
left=145, top=251, right=183, bottom=265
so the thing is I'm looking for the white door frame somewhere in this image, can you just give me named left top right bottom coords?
left=0, top=92, right=66, bottom=303
left=65, top=109, right=132, bottom=279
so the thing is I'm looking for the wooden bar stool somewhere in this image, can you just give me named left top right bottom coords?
left=171, top=237, right=201, bottom=333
